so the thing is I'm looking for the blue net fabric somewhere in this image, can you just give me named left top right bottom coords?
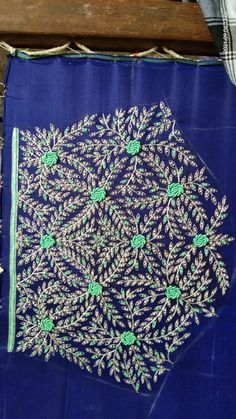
left=0, top=55, right=236, bottom=419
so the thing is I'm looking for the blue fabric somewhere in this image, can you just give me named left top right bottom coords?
left=0, top=55, right=236, bottom=419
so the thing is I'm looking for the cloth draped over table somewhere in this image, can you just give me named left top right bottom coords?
left=0, top=54, right=236, bottom=419
left=198, top=0, right=236, bottom=87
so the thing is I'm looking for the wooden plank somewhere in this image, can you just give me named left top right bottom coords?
left=0, top=0, right=215, bottom=54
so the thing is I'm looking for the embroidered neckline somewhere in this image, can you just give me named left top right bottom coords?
left=9, top=102, right=234, bottom=392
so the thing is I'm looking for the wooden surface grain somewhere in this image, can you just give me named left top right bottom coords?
left=0, top=0, right=215, bottom=54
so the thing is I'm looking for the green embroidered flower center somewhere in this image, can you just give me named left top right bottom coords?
left=90, top=187, right=106, bottom=202
left=193, top=234, right=209, bottom=248
left=88, top=281, right=103, bottom=296
left=42, top=151, right=59, bottom=167
left=40, top=317, right=54, bottom=332
left=40, top=234, right=56, bottom=249
left=126, top=140, right=142, bottom=156
left=120, top=331, right=136, bottom=346
left=131, top=234, right=146, bottom=249
left=166, top=182, right=184, bottom=198
left=165, top=285, right=181, bottom=300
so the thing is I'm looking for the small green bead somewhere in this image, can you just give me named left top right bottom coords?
left=131, top=234, right=146, bottom=249
left=166, top=182, right=184, bottom=198
left=193, top=234, right=209, bottom=248
left=88, top=281, right=103, bottom=296
left=120, top=331, right=136, bottom=346
left=165, top=285, right=181, bottom=300
left=90, top=187, right=106, bottom=202
left=40, top=317, right=54, bottom=332
left=40, top=234, right=56, bottom=249
left=42, top=151, right=59, bottom=167
left=126, top=140, right=142, bottom=156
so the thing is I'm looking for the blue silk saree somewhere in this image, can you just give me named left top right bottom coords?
left=0, top=53, right=236, bottom=419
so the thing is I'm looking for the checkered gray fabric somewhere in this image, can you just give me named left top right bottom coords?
left=198, top=0, right=236, bottom=87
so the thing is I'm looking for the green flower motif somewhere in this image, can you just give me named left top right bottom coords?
left=88, top=281, right=103, bottom=296
left=193, top=234, right=209, bottom=248
left=126, top=140, right=142, bottom=156
left=131, top=234, right=146, bottom=249
left=40, top=317, right=54, bottom=332
left=120, top=331, right=136, bottom=346
left=165, top=285, right=181, bottom=300
left=40, top=234, right=56, bottom=249
left=90, top=187, right=106, bottom=202
left=42, top=151, right=59, bottom=167
left=166, top=182, right=184, bottom=198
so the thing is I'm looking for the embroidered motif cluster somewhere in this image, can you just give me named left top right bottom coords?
left=15, top=102, right=233, bottom=392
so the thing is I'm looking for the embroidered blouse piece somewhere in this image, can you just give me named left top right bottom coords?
left=1, top=56, right=236, bottom=419
left=6, top=101, right=233, bottom=392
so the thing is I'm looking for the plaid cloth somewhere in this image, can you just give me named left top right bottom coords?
left=198, top=0, right=236, bottom=87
